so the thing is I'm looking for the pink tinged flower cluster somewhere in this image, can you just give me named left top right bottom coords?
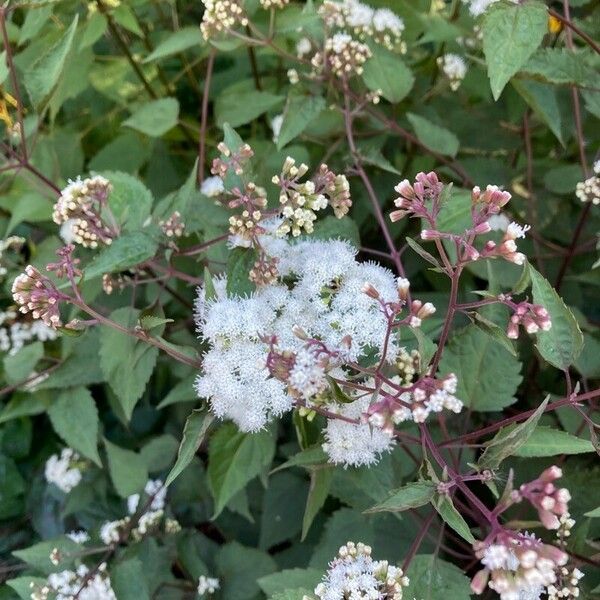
left=512, top=466, right=571, bottom=530
left=12, top=265, right=64, bottom=328
left=507, top=301, right=551, bottom=340
left=390, top=171, right=444, bottom=222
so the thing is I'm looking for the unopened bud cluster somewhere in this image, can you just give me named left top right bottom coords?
left=159, top=211, right=185, bottom=238
left=390, top=171, right=444, bottom=222
left=312, top=32, right=372, bottom=78
left=575, top=161, right=600, bottom=205
left=260, top=0, right=289, bottom=7
left=314, top=541, right=409, bottom=600
left=273, top=157, right=351, bottom=237
left=211, top=141, right=253, bottom=178
left=506, top=300, right=551, bottom=339
left=12, top=265, right=64, bottom=328
left=200, top=0, right=247, bottom=39
left=53, top=176, right=115, bottom=249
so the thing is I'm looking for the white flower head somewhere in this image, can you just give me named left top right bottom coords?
left=200, top=175, right=225, bottom=198
left=44, top=448, right=83, bottom=493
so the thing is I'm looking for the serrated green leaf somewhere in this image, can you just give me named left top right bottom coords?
left=432, top=495, right=475, bottom=543
left=513, top=426, right=595, bottom=457
left=277, top=95, right=325, bottom=149
left=123, top=98, right=180, bottom=137
left=478, top=396, right=549, bottom=470
left=362, top=46, right=414, bottom=104
left=99, top=308, right=159, bottom=420
left=404, top=554, right=472, bottom=600
left=529, top=265, right=584, bottom=369
left=3, top=342, right=43, bottom=385
left=216, top=87, right=284, bottom=128
left=258, top=568, right=322, bottom=597
left=407, top=113, right=459, bottom=158
left=166, top=410, right=214, bottom=486
left=226, top=247, right=257, bottom=297
left=48, top=387, right=101, bottom=466
left=365, top=481, right=436, bottom=513
left=143, top=27, right=204, bottom=62
left=482, top=1, right=547, bottom=99
left=24, top=15, right=79, bottom=108
left=302, top=467, right=333, bottom=540
left=208, top=423, right=275, bottom=517
left=104, top=438, right=148, bottom=498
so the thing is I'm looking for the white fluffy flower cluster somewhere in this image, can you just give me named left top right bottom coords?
left=312, top=32, right=372, bottom=78
left=195, top=235, right=404, bottom=435
left=197, top=575, right=220, bottom=596
left=575, top=161, right=600, bottom=205
left=66, top=530, right=90, bottom=544
left=461, top=0, right=517, bottom=17
left=31, top=563, right=116, bottom=600
left=200, top=0, right=247, bottom=40
left=314, top=541, right=409, bottom=600
left=100, top=479, right=169, bottom=544
left=437, top=53, right=468, bottom=90
left=323, top=397, right=395, bottom=467
left=320, top=0, right=405, bottom=51
left=44, top=448, right=83, bottom=493
left=201, top=175, right=225, bottom=198
left=0, top=309, right=57, bottom=356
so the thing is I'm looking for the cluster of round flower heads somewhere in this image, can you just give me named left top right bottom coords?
left=437, top=53, right=468, bottom=90
left=313, top=542, right=409, bottom=600
left=319, top=0, right=405, bottom=51
left=12, top=265, right=64, bottom=328
left=312, top=32, right=372, bottom=78
left=200, top=0, right=247, bottom=39
left=0, top=308, right=57, bottom=356
left=197, top=575, right=220, bottom=597
left=44, top=448, right=84, bottom=493
left=30, top=563, right=116, bottom=600
left=53, top=175, right=115, bottom=249
left=575, top=160, right=600, bottom=205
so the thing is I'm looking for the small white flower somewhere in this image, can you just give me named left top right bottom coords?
left=271, top=114, right=284, bottom=144
left=44, top=448, right=82, bottom=493
left=200, top=175, right=225, bottom=197
left=197, top=575, right=220, bottom=596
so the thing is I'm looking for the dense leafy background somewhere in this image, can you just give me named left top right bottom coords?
left=0, top=0, right=599, bottom=598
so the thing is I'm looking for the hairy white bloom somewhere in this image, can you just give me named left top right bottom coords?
left=59, top=219, right=78, bottom=244
left=44, top=448, right=82, bottom=493
left=127, top=479, right=167, bottom=514
left=314, top=541, right=409, bottom=599
left=322, top=397, right=395, bottom=467
left=66, top=530, right=90, bottom=544
left=437, top=53, right=467, bottom=90
left=575, top=171, right=600, bottom=205
left=487, top=213, right=511, bottom=232
left=462, top=0, right=517, bottom=16
left=42, top=563, right=116, bottom=600
left=195, top=237, right=405, bottom=432
left=201, top=175, right=225, bottom=198
left=296, top=37, right=312, bottom=57
left=99, top=518, right=129, bottom=545
left=271, top=113, right=284, bottom=144
left=197, top=575, right=220, bottom=596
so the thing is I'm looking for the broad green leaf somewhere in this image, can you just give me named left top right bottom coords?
left=99, top=308, right=159, bottom=420
left=123, top=98, right=180, bottom=137
left=522, top=48, right=598, bottom=86
left=271, top=445, right=328, bottom=473
left=102, top=171, right=155, bottom=231
left=404, top=554, right=472, bottom=600
left=156, top=374, right=197, bottom=408
left=166, top=410, right=214, bottom=486
left=311, top=216, right=360, bottom=248
left=48, top=387, right=101, bottom=466
left=84, top=231, right=158, bottom=280
left=362, top=46, right=414, bottom=104
left=585, top=506, right=600, bottom=518
left=432, top=495, right=475, bottom=543
left=3, top=342, right=43, bottom=385
left=482, top=1, right=548, bottom=99
left=216, top=88, right=284, bottom=128
left=478, top=396, right=549, bottom=470
left=365, top=481, right=436, bottom=513
left=543, top=164, right=583, bottom=195
left=407, top=113, right=459, bottom=157
left=277, top=95, right=325, bottom=149
left=512, top=80, right=563, bottom=144
left=140, top=434, right=179, bottom=473
left=111, top=559, right=150, bottom=600
left=471, top=312, right=517, bottom=357
left=302, top=467, right=333, bottom=540
left=143, top=27, right=204, bottom=62
left=216, top=542, right=277, bottom=600
left=24, top=15, right=79, bottom=108
left=259, top=473, right=307, bottom=548
left=208, top=423, right=275, bottom=517
left=513, top=426, right=595, bottom=457
left=258, top=569, right=322, bottom=597
left=529, top=265, right=584, bottom=369
left=104, top=438, right=148, bottom=498
left=7, top=577, right=47, bottom=600
left=13, top=537, right=80, bottom=574
left=269, top=589, right=313, bottom=600
left=438, top=325, right=522, bottom=412
left=226, top=247, right=257, bottom=297
left=19, top=4, right=53, bottom=44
